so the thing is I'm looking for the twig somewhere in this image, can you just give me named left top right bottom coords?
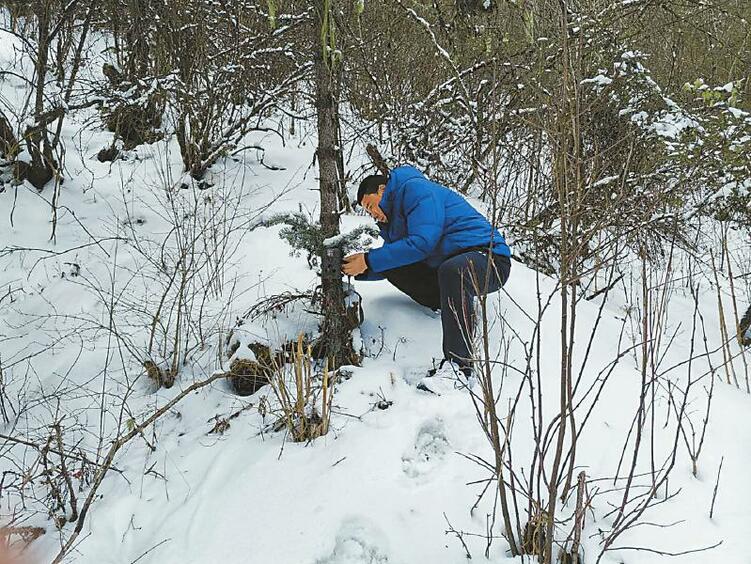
left=129, top=538, right=172, bottom=564
left=0, top=433, right=118, bottom=471
left=53, top=423, right=78, bottom=522
left=709, top=457, right=723, bottom=520
left=443, top=513, right=472, bottom=559
left=571, top=471, right=586, bottom=563
left=607, top=540, right=722, bottom=557
left=584, top=274, right=624, bottom=301
left=365, top=143, right=390, bottom=175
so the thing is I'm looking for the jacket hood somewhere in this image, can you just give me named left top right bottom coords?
left=381, top=165, right=424, bottom=218
left=385, top=165, right=424, bottom=197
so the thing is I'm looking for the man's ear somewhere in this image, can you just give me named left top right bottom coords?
left=377, top=184, right=386, bottom=195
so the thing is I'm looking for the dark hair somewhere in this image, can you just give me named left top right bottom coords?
left=357, top=174, right=388, bottom=204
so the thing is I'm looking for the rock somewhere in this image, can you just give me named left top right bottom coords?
left=14, top=161, right=53, bottom=190
left=144, top=360, right=175, bottom=389
left=228, top=358, right=269, bottom=396
left=97, top=144, right=120, bottom=162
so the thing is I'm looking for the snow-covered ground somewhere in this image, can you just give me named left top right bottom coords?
left=1, top=126, right=750, bottom=564
left=1, top=31, right=751, bottom=564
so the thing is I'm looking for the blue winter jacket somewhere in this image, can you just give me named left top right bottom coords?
left=361, top=166, right=510, bottom=278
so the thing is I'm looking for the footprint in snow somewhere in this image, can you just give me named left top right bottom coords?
left=401, top=418, right=450, bottom=478
left=315, top=518, right=391, bottom=564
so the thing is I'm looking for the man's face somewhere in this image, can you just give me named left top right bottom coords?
left=360, top=185, right=388, bottom=223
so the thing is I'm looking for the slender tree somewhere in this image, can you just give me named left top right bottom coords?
left=313, top=0, right=353, bottom=365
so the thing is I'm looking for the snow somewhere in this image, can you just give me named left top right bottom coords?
left=0, top=29, right=22, bottom=66
left=581, top=74, right=613, bottom=88
left=3, top=129, right=750, bottom=563
left=1, top=28, right=751, bottom=564
left=727, top=106, right=749, bottom=119
left=648, top=112, right=700, bottom=139
left=228, top=331, right=258, bottom=362
left=718, top=82, right=735, bottom=93
left=592, top=175, right=619, bottom=187
left=323, top=227, right=376, bottom=251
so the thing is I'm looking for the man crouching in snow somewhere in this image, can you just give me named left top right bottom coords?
left=342, top=165, right=511, bottom=385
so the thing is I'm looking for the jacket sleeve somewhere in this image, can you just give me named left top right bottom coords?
left=377, top=222, right=390, bottom=242
left=366, top=183, right=444, bottom=272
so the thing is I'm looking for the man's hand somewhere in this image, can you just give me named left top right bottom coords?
left=342, top=253, right=368, bottom=276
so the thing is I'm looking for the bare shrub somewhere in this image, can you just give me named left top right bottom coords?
left=266, top=335, right=336, bottom=442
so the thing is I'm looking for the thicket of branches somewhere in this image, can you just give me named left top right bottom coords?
left=2, top=0, right=749, bottom=264
left=1, top=0, right=750, bottom=562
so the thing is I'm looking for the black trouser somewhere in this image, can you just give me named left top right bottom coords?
left=381, top=251, right=511, bottom=370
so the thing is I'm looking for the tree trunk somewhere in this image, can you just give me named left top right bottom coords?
left=313, top=0, right=353, bottom=366
left=23, top=0, right=55, bottom=189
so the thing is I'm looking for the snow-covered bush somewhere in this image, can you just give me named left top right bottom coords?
left=0, top=2, right=98, bottom=190
left=263, top=211, right=379, bottom=270
left=677, top=79, right=751, bottom=228
left=99, top=64, right=166, bottom=151
left=233, top=211, right=369, bottom=364
left=92, top=0, right=307, bottom=178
